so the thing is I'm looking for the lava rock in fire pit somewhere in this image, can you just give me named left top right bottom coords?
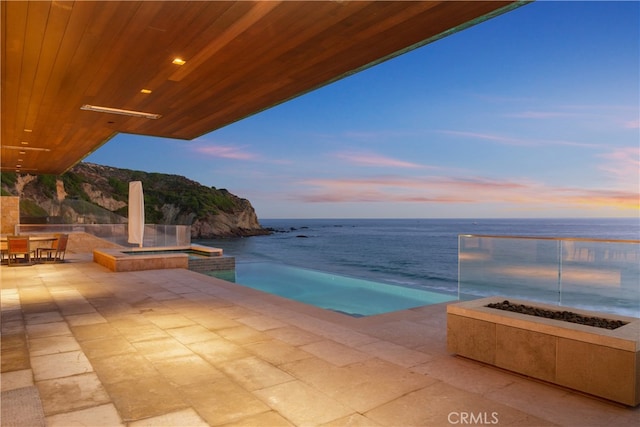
left=486, top=300, right=627, bottom=330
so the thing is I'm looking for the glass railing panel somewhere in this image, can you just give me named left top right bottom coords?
left=15, top=224, right=191, bottom=248
left=458, top=236, right=561, bottom=304
left=559, top=240, right=640, bottom=316
left=459, top=235, right=640, bottom=317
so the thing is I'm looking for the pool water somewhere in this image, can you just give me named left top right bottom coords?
left=208, top=262, right=456, bottom=317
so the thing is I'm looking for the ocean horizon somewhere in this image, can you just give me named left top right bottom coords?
left=198, top=217, right=639, bottom=288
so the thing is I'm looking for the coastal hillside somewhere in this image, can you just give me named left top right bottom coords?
left=0, top=162, right=269, bottom=238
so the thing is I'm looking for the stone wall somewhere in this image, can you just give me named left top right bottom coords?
left=189, top=256, right=235, bottom=273
left=1, top=196, right=20, bottom=235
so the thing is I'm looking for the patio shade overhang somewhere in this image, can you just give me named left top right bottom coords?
left=2, top=0, right=527, bottom=175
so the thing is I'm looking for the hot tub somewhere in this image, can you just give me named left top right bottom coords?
left=93, top=244, right=234, bottom=272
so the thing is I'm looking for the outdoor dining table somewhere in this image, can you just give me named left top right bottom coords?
left=0, top=235, right=60, bottom=264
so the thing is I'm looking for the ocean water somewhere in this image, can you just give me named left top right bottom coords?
left=196, top=218, right=640, bottom=299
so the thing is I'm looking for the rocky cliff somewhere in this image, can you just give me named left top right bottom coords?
left=0, top=162, right=269, bottom=238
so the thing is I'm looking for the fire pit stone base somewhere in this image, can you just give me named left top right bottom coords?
left=447, top=296, right=640, bottom=406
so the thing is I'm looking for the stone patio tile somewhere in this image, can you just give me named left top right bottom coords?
left=19, top=288, right=52, bottom=305
left=359, top=340, right=433, bottom=368
left=360, top=319, right=442, bottom=349
left=90, top=300, right=138, bottom=318
left=104, top=375, right=188, bottom=422
left=244, top=339, right=313, bottom=366
left=216, top=325, right=272, bottom=345
left=282, top=356, right=435, bottom=413
left=1, top=334, right=30, bottom=372
left=21, top=302, right=59, bottom=314
left=188, top=339, right=250, bottom=364
left=132, top=334, right=191, bottom=357
left=24, top=311, right=63, bottom=325
left=144, top=313, right=196, bottom=329
left=301, top=340, right=372, bottom=367
left=220, top=356, right=294, bottom=391
left=46, top=403, right=124, bottom=427
left=37, top=372, right=110, bottom=416
left=0, top=369, right=33, bottom=391
left=265, top=325, right=324, bottom=346
left=152, top=354, right=226, bottom=386
left=31, top=350, right=93, bottom=381
left=484, top=377, right=625, bottom=427
left=364, top=380, right=553, bottom=427
left=57, top=302, right=98, bottom=316
left=237, top=314, right=288, bottom=331
left=180, top=377, right=270, bottom=425
left=107, top=314, right=153, bottom=329
left=319, top=327, right=379, bottom=348
left=165, top=324, right=220, bottom=344
left=64, top=312, right=107, bottom=326
left=26, top=321, right=71, bottom=339
left=1, top=322, right=25, bottom=338
left=213, top=305, right=258, bottom=320
left=80, top=336, right=138, bottom=359
left=222, top=410, right=295, bottom=427
left=254, top=380, right=354, bottom=426
left=411, top=355, right=518, bottom=395
left=91, top=353, right=158, bottom=385
left=189, top=312, right=242, bottom=330
left=319, top=413, right=384, bottom=427
left=167, top=284, right=200, bottom=294
left=70, top=322, right=120, bottom=342
left=128, top=408, right=208, bottom=427
left=146, top=291, right=181, bottom=301
left=116, top=325, right=169, bottom=343
left=28, top=335, right=81, bottom=356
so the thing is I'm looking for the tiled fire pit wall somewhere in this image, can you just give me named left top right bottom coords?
left=447, top=296, right=640, bottom=406
left=93, top=245, right=234, bottom=273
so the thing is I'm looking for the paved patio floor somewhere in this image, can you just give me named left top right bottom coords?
left=1, top=254, right=638, bottom=426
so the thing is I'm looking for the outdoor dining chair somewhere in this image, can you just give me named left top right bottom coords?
left=37, top=234, right=68, bottom=263
left=0, top=240, right=7, bottom=265
left=7, top=236, right=33, bottom=266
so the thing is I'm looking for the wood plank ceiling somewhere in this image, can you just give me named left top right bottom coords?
left=2, top=1, right=525, bottom=175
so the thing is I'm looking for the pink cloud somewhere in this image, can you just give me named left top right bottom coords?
left=598, top=147, right=640, bottom=189
left=439, top=130, right=600, bottom=148
left=192, top=145, right=258, bottom=160
left=507, top=111, right=581, bottom=119
left=625, top=119, right=640, bottom=129
left=439, top=130, right=532, bottom=146
left=297, top=175, right=639, bottom=211
left=334, top=152, right=424, bottom=169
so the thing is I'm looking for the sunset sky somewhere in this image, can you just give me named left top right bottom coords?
left=86, top=1, right=640, bottom=219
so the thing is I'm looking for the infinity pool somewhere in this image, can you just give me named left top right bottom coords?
left=208, top=262, right=456, bottom=317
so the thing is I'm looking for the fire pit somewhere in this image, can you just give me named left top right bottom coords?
left=486, top=300, right=628, bottom=330
left=447, top=296, right=640, bottom=406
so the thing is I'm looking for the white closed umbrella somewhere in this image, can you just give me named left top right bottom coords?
left=128, top=181, right=144, bottom=247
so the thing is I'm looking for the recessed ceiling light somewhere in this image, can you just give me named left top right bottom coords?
left=21, top=141, right=29, bottom=145
left=24, top=129, right=32, bottom=132
left=140, top=89, right=152, bottom=94
left=19, top=151, right=26, bottom=155
left=17, top=159, right=23, bottom=162
left=172, top=58, right=186, bottom=65
left=80, top=104, right=161, bottom=119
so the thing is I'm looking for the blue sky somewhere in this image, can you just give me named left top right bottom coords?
left=86, top=1, right=639, bottom=219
